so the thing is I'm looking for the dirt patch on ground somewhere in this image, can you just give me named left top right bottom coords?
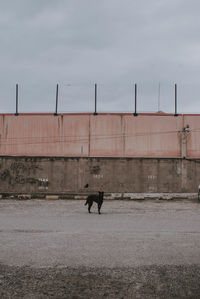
left=0, top=264, right=200, bottom=298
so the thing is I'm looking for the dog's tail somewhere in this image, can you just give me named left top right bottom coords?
left=84, top=200, right=88, bottom=206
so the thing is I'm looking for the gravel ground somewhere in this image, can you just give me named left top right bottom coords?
left=0, top=199, right=200, bottom=298
left=0, top=264, right=200, bottom=298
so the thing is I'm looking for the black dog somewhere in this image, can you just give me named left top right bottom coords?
left=84, top=192, right=104, bottom=214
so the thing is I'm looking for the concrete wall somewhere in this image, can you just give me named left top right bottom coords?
left=0, top=113, right=199, bottom=194
left=0, top=113, right=199, bottom=158
left=0, top=157, right=199, bottom=194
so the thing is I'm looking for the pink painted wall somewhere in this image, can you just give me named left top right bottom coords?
left=90, top=115, right=123, bottom=156
left=0, top=113, right=199, bottom=158
left=183, top=115, right=200, bottom=158
left=124, top=115, right=181, bottom=157
left=0, top=114, right=89, bottom=157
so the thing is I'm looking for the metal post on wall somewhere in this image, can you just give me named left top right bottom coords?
left=15, top=84, right=19, bottom=116
left=54, top=84, right=59, bottom=115
left=94, top=83, right=98, bottom=115
left=133, top=83, right=138, bottom=116
left=174, top=83, right=178, bottom=116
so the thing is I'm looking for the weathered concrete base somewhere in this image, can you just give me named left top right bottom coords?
left=0, top=156, right=200, bottom=194
left=45, top=195, right=59, bottom=200
left=17, top=194, right=31, bottom=200
left=0, top=193, right=198, bottom=201
left=107, top=192, right=198, bottom=200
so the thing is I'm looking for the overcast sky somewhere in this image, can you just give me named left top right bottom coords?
left=0, top=0, right=200, bottom=113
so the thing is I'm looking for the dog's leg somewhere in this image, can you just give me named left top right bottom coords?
left=98, top=202, right=102, bottom=214
left=88, top=202, right=93, bottom=213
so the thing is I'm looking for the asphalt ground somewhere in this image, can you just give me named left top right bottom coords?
left=0, top=199, right=200, bottom=298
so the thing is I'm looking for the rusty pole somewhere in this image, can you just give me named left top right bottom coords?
left=54, top=84, right=59, bottom=115
left=134, top=83, right=138, bottom=116
left=15, top=84, right=19, bottom=116
left=94, top=83, right=98, bottom=115
left=174, top=83, right=178, bottom=116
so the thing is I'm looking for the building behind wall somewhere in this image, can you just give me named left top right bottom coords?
left=0, top=112, right=200, bottom=195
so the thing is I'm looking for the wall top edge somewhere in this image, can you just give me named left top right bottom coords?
left=0, top=155, right=199, bottom=160
left=0, top=112, right=200, bottom=116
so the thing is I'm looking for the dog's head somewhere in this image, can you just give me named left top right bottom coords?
left=98, top=191, right=104, bottom=198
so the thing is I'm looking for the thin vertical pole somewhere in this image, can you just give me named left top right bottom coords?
left=158, top=82, right=160, bottom=112
left=54, top=84, right=59, bottom=115
left=134, top=83, right=138, bottom=116
left=15, top=84, right=19, bottom=116
left=94, top=83, right=98, bottom=115
left=174, top=83, right=178, bottom=116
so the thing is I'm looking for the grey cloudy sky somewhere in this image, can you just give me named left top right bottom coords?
left=0, top=0, right=200, bottom=113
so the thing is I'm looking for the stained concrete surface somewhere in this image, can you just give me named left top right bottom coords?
left=0, top=199, right=200, bottom=298
left=1, top=157, right=200, bottom=194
